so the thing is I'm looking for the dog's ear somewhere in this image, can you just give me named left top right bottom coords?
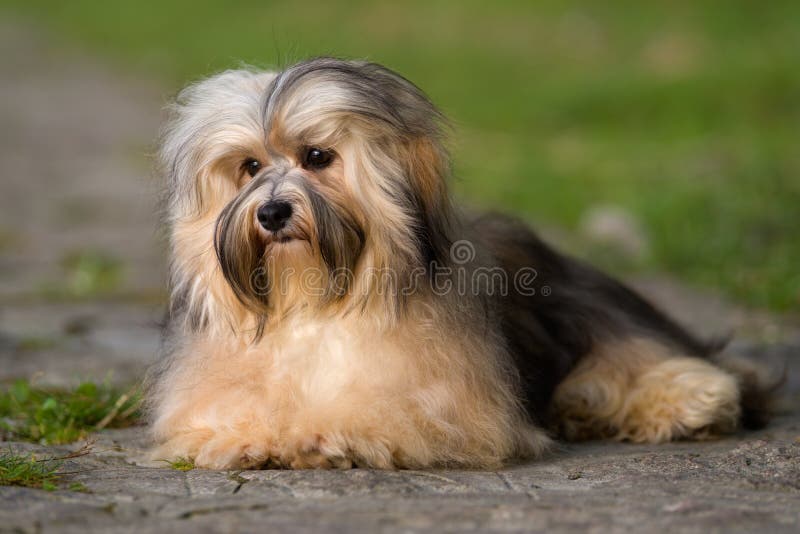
left=403, top=135, right=454, bottom=267
left=159, top=69, right=276, bottom=219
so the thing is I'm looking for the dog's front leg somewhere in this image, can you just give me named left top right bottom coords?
left=151, top=410, right=280, bottom=470
left=274, top=398, right=431, bottom=469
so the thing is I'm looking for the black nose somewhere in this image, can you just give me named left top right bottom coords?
left=257, top=201, right=293, bottom=232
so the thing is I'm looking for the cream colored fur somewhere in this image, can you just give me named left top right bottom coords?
left=552, top=338, right=741, bottom=443
left=151, top=304, right=548, bottom=469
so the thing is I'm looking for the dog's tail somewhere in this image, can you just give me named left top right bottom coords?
left=711, top=344, right=787, bottom=429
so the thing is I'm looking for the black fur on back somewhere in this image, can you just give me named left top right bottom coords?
left=470, top=213, right=722, bottom=425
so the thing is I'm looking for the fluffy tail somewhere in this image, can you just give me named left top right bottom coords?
left=713, top=348, right=787, bottom=429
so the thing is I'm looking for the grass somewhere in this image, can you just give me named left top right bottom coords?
left=1, top=0, right=798, bottom=310
left=59, top=250, right=124, bottom=299
left=0, top=380, right=141, bottom=445
left=0, top=450, right=64, bottom=490
left=0, top=381, right=138, bottom=492
left=0, top=449, right=89, bottom=491
left=37, top=250, right=125, bottom=301
left=165, top=457, right=195, bottom=472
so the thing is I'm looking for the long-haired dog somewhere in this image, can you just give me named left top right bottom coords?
left=148, top=58, right=771, bottom=469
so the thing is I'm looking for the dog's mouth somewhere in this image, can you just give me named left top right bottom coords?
left=255, top=225, right=308, bottom=246
left=258, top=229, right=297, bottom=245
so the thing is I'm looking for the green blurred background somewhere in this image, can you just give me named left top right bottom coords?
left=3, top=0, right=799, bottom=311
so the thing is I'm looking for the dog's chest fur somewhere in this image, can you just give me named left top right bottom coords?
left=149, top=304, right=540, bottom=469
left=255, top=316, right=411, bottom=404
left=157, top=313, right=472, bottom=430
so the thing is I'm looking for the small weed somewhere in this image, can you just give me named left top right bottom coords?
left=16, top=336, right=58, bottom=352
left=0, top=450, right=62, bottom=490
left=62, top=250, right=123, bottom=297
left=0, top=449, right=89, bottom=492
left=0, top=227, right=15, bottom=253
left=40, top=250, right=124, bottom=299
left=0, top=445, right=93, bottom=491
left=0, top=380, right=141, bottom=445
left=68, top=481, right=90, bottom=492
left=166, top=457, right=195, bottom=471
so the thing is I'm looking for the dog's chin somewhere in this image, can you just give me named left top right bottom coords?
left=256, top=227, right=313, bottom=267
left=256, top=226, right=304, bottom=246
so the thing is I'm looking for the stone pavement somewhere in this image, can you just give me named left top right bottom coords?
left=1, top=418, right=798, bottom=533
left=0, top=16, right=798, bottom=533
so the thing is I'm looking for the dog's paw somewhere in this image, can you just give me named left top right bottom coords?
left=193, top=434, right=273, bottom=470
left=278, top=433, right=355, bottom=469
left=618, top=357, right=741, bottom=443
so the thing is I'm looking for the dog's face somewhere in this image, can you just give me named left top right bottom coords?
left=161, top=59, right=453, bottom=329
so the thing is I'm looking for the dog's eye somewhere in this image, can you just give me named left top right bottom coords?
left=303, top=147, right=334, bottom=170
left=243, top=158, right=262, bottom=177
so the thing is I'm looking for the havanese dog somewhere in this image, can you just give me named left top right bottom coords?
left=147, top=58, right=771, bottom=469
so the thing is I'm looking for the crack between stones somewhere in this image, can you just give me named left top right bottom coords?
left=228, top=470, right=251, bottom=494
left=178, top=503, right=270, bottom=519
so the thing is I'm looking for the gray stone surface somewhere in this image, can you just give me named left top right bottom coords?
left=0, top=15, right=798, bottom=534
left=0, top=17, right=165, bottom=302
left=0, top=15, right=165, bottom=387
left=1, top=420, right=798, bottom=533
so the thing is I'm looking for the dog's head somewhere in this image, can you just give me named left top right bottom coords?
left=161, top=58, right=453, bottom=331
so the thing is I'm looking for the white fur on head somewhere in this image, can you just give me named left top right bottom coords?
left=159, top=69, right=277, bottom=333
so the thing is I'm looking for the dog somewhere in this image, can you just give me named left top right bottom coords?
left=147, top=58, right=771, bottom=469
